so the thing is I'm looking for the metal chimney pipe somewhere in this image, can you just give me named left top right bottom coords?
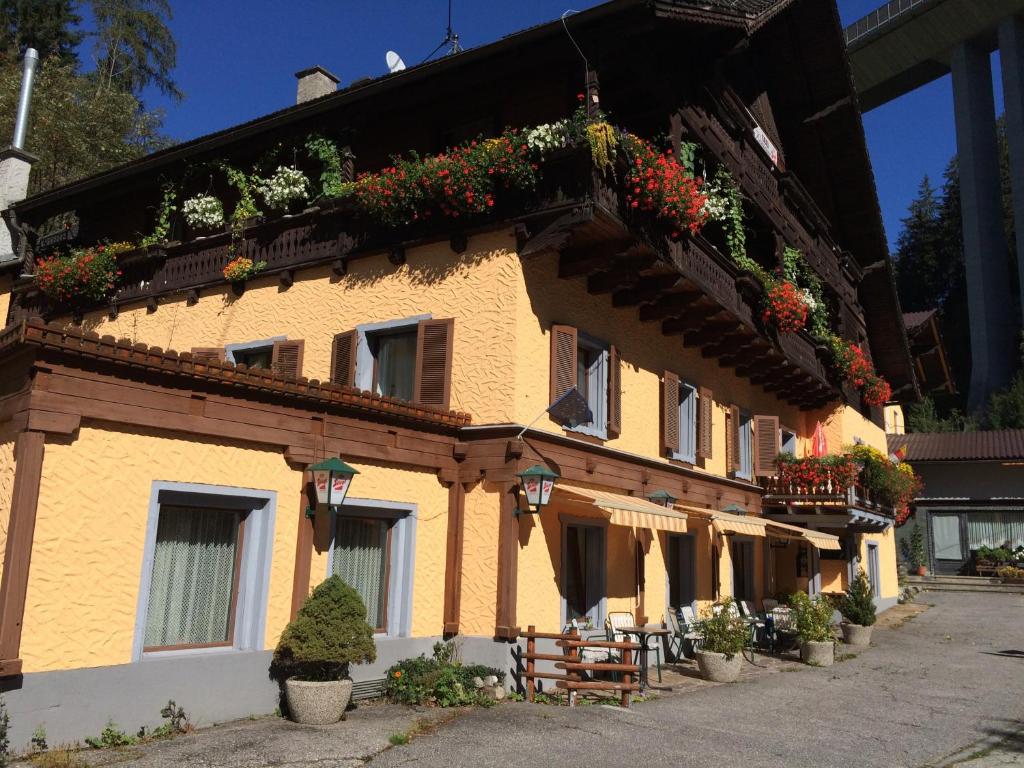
left=12, top=48, right=39, bottom=151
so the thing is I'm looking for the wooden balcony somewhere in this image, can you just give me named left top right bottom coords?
left=762, top=474, right=895, bottom=531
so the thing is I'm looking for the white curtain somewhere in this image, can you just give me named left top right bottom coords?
left=144, top=506, right=239, bottom=648
left=966, top=512, right=1024, bottom=549
left=932, top=514, right=963, bottom=560
left=375, top=332, right=417, bottom=401
left=333, top=517, right=389, bottom=630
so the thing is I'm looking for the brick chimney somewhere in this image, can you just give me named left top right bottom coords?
left=295, top=66, right=339, bottom=104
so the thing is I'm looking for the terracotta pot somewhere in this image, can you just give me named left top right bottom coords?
left=800, top=640, right=835, bottom=667
left=841, top=623, right=872, bottom=647
left=915, top=565, right=927, bottom=576
left=694, top=649, right=743, bottom=683
left=284, top=678, right=352, bottom=725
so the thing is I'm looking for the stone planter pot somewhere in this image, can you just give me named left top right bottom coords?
left=284, top=678, right=353, bottom=725
left=800, top=640, right=835, bottom=667
left=841, top=623, right=872, bottom=646
left=694, top=649, right=743, bottom=683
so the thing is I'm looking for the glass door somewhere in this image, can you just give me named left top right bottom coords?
left=564, top=524, right=605, bottom=628
left=667, top=534, right=696, bottom=610
left=932, top=513, right=965, bottom=574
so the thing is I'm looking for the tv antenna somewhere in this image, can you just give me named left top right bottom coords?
left=421, top=0, right=462, bottom=63
left=386, top=50, right=407, bottom=73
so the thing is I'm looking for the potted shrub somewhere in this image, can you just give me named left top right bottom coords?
left=271, top=576, right=376, bottom=725
left=693, top=598, right=748, bottom=683
left=839, top=569, right=876, bottom=646
left=904, top=523, right=927, bottom=576
left=789, top=591, right=835, bottom=666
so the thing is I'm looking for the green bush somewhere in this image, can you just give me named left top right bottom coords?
left=383, top=641, right=504, bottom=707
left=85, top=721, right=136, bottom=749
left=840, top=569, right=877, bottom=627
left=0, top=695, right=9, bottom=768
left=272, top=576, right=377, bottom=682
left=695, top=598, right=748, bottom=657
left=789, top=592, right=835, bottom=643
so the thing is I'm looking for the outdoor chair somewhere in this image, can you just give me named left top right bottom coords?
left=679, top=605, right=702, bottom=653
left=606, top=611, right=662, bottom=683
left=761, top=598, right=779, bottom=614
left=666, top=607, right=701, bottom=661
left=568, top=618, right=613, bottom=674
left=739, top=600, right=767, bottom=649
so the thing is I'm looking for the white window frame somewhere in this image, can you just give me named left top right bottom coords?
left=570, top=332, right=609, bottom=440
left=780, top=427, right=798, bottom=456
left=354, top=315, right=431, bottom=394
left=326, top=497, right=417, bottom=639
left=133, top=481, right=277, bottom=662
left=671, top=382, right=698, bottom=463
left=736, top=409, right=754, bottom=481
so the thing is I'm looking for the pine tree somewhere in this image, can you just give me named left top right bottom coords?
left=89, top=0, right=181, bottom=101
left=0, top=0, right=82, bottom=65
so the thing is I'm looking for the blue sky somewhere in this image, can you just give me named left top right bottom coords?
left=127, top=0, right=1005, bottom=250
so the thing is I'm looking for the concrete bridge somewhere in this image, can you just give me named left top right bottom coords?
left=845, top=0, right=1024, bottom=408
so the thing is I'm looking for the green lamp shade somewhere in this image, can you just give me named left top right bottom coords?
left=310, top=457, right=360, bottom=507
left=516, top=464, right=559, bottom=511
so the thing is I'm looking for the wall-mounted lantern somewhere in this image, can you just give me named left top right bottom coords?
left=305, top=457, right=359, bottom=518
left=647, top=489, right=678, bottom=508
left=515, top=464, right=559, bottom=516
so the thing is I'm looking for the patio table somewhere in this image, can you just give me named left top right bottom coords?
left=618, top=625, right=669, bottom=692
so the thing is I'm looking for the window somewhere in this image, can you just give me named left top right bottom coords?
left=329, top=500, right=417, bottom=637
left=667, top=534, right=696, bottom=609
left=673, top=383, right=698, bottom=463
left=332, top=516, right=392, bottom=632
left=780, top=427, right=798, bottom=456
left=574, top=334, right=608, bottom=438
left=737, top=410, right=754, bottom=480
left=368, top=328, right=418, bottom=401
left=730, top=539, right=755, bottom=601
left=562, top=523, right=606, bottom=626
left=232, top=346, right=273, bottom=370
left=135, top=483, right=276, bottom=660
left=143, top=506, right=243, bottom=650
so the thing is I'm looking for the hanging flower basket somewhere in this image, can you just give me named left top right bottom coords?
left=35, top=242, right=132, bottom=306
left=258, top=166, right=311, bottom=213
left=223, top=256, right=266, bottom=283
left=182, top=194, right=225, bottom=235
left=762, top=280, right=808, bottom=334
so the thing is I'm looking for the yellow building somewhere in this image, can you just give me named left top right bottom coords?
left=0, top=0, right=915, bottom=745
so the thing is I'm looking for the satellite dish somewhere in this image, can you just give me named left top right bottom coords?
left=386, top=51, right=407, bottom=73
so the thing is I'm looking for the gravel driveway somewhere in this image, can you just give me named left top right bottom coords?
left=371, top=592, right=1024, bottom=768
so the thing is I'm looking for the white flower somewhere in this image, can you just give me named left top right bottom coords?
left=182, top=194, right=225, bottom=229
left=525, top=120, right=570, bottom=154
left=258, top=166, right=311, bottom=211
left=802, top=288, right=817, bottom=310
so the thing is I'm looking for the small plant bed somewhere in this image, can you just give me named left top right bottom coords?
left=839, top=569, right=877, bottom=646
left=789, top=592, right=836, bottom=666
left=384, top=641, right=506, bottom=708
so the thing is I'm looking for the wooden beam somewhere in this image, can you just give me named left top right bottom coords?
left=494, top=483, right=520, bottom=640
left=683, top=321, right=744, bottom=348
left=558, top=239, right=635, bottom=278
left=0, top=430, right=45, bottom=674
left=289, top=470, right=315, bottom=620
left=611, top=274, right=682, bottom=308
left=442, top=480, right=467, bottom=635
left=638, top=290, right=704, bottom=322
left=586, top=255, right=658, bottom=295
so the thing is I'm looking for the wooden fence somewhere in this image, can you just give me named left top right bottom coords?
left=519, top=625, right=640, bottom=708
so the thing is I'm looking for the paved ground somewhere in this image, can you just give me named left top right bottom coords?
left=38, top=591, right=1023, bottom=768
left=371, top=592, right=1024, bottom=768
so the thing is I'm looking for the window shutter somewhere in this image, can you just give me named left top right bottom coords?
left=331, top=330, right=358, bottom=387
left=607, top=345, right=621, bottom=438
left=662, top=371, right=680, bottom=457
left=272, top=339, right=305, bottom=379
left=727, top=405, right=741, bottom=472
left=414, top=318, right=454, bottom=408
left=191, top=347, right=225, bottom=363
left=753, top=414, right=781, bottom=477
left=549, top=324, right=578, bottom=405
left=698, top=386, right=713, bottom=459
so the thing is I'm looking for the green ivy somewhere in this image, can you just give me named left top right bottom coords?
left=305, top=134, right=351, bottom=200
left=140, top=181, right=177, bottom=248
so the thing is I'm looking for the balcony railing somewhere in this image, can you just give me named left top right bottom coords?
left=762, top=473, right=893, bottom=518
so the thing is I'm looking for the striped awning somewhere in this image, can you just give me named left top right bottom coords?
left=556, top=485, right=688, bottom=532
left=675, top=504, right=767, bottom=537
left=764, top=518, right=842, bottom=551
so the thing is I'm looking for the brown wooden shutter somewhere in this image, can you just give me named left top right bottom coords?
left=414, top=318, right=454, bottom=408
left=753, top=414, right=781, bottom=477
left=698, top=386, right=714, bottom=459
left=607, top=345, right=621, bottom=438
left=727, top=405, right=741, bottom=472
left=549, top=324, right=577, bottom=405
left=191, top=347, right=225, bottom=363
left=662, top=371, right=680, bottom=457
left=330, top=330, right=358, bottom=387
left=272, top=339, right=305, bottom=379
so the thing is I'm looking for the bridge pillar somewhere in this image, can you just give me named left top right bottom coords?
left=951, top=39, right=1017, bottom=409
left=1000, top=16, right=1024, bottom=341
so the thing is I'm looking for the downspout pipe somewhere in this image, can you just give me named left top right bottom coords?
left=12, top=48, right=39, bottom=151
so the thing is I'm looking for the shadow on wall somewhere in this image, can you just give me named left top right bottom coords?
left=337, top=245, right=501, bottom=289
